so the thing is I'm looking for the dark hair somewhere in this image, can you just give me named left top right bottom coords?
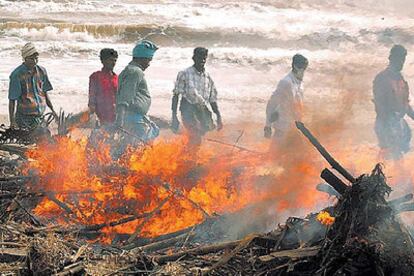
left=100, top=48, right=118, bottom=61
left=193, top=47, right=208, bottom=57
left=292, top=54, right=308, bottom=69
left=389, top=45, right=407, bottom=60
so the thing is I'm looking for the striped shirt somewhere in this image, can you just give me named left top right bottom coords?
left=8, top=64, right=53, bottom=115
left=173, top=66, right=218, bottom=106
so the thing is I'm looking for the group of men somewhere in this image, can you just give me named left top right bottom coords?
left=7, top=41, right=414, bottom=159
left=8, top=41, right=222, bottom=148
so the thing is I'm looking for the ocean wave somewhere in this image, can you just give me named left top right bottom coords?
left=3, top=22, right=413, bottom=52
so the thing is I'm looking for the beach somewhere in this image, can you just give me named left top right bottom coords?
left=2, top=0, right=414, bottom=219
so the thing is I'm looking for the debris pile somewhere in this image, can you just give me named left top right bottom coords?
left=0, top=122, right=413, bottom=275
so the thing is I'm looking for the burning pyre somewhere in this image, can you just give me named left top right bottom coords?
left=0, top=122, right=414, bottom=275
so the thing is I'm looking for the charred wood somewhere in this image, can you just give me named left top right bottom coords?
left=295, top=121, right=356, bottom=183
left=320, top=168, right=348, bottom=195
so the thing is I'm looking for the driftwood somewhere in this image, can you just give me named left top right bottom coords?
left=295, top=121, right=356, bottom=183
left=258, top=246, right=321, bottom=264
left=153, top=239, right=242, bottom=264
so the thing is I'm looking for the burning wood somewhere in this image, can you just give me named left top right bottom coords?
left=0, top=122, right=414, bottom=274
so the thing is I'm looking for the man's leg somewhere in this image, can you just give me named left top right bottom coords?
left=181, top=109, right=202, bottom=147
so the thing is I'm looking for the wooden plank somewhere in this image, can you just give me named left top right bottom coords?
left=258, top=246, right=321, bottom=264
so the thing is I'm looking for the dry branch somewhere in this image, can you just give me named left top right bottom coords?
left=295, top=121, right=356, bottom=183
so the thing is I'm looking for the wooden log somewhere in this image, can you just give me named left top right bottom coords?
left=131, top=232, right=196, bottom=254
left=55, top=262, right=84, bottom=276
left=316, top=183, right=341, bottom=197
left=258, top=246, right=321, bottom=264
left=295, top=121, right=356, bottom=183
left=152, top=239, right=241, bottom=264
left=396, top=203, right=414, bottom=213
left=320, top=168, right=348, bottom=195
left=389, top=194, right=414, bottom=207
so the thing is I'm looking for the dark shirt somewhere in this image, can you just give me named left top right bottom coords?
left=373, top=67, right=410, bottom=119
left=117, top=61, right=151, bottom=115
left=8, top=64, right=53, bottom=115
left=88, top=70, right=118, bottom=123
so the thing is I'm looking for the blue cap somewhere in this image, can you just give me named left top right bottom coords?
left=132, top=40, right=158, bottom=58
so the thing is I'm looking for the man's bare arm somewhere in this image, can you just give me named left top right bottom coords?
left=171, top=94, right=180, bottom=133
left=8, top=100, right=16, bottom=127
left=210, top=102, right=223, bottom=130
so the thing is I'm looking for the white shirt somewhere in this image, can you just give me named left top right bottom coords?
left=265, top=71, right=304, bottom=132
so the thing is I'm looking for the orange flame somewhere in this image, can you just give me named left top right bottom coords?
left=316, top=211, right=335, bottom=226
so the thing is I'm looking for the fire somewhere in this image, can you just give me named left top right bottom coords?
left=23, top=122, right=350, bottom=243
left=317, top=211, right=335, bottom=226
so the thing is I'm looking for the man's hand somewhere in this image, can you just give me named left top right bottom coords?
left=217, top=116, right=223, bottom=131
left=171, top=114, right=180, bottom=133
left=116, top=106, right=126, bottom=128
left=264, top=126, right=272, bottom=138
left=89, top=106, right=96, bottom=115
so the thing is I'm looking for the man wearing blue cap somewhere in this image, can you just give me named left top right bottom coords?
left=116, top=40, right=159, bottom=144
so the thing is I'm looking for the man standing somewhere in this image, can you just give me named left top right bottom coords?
left=373, top=45, right=414, bottom=159
left=116, top=40, right=159, bottom=143
left=171, top=47, right=223, bottom=145
left=8, top=42, right=57, bottom=129
left=264, top=54, right=308, bottom=141
left=88, top=48, right=118, bottom=125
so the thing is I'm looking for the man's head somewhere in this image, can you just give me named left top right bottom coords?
left=292, top=54, right=308, bottom=81
left=389, top=44, right=407, bottom=72
left=100, top=48, right=118, bottom=71
left=192, top=47, right=208, bottom=72
left=21, top=42, right=39, bottom=69
left=132, top=40, right=158, bottom=71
